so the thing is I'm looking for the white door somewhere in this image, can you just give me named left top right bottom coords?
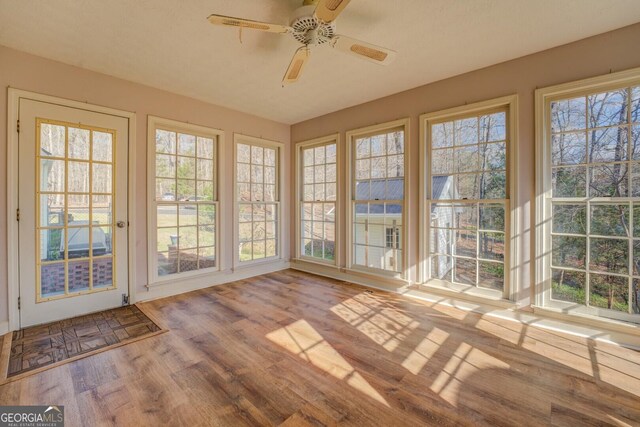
left=18, top=99, right=129, bottom=327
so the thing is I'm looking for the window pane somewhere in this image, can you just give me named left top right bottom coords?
left=589, top=127, right=628, bottom=163
left=177, top=157, right=196, bottom=179
left=156, top=130, right=176, bottom=154
left=237, top=143, right=250, bottom=163
left=156, top=154, right=176, bottom=178
left=552, top=166, right=586, bottom=197
left=479, top=261, right=504, bottom=291
left=552, top=132, right=586, bottom=165
left=432, top=149, right=454, bottom=175
left=479, top=112, right=506, bottom=142
left=588, top=89, right=628, bottom=128
left=590, top=204, right=629, bottom=237
left=552, top=204, right=586, bottom=235
left=156, top=178, right=176, bottom=201
left=589, top=163, right=627, bottom=197
left=158, top=204, right=177, bottom=227
left=479, top=204, right=505, bottom=232
left=454, top=258, right=476, bottom=285
left=432, top=122, right=454, bottom=148
left=590, top=274, right=628, bottom=312
left=197, top=137, right=214, bottom=159
left=589, top=238, right=628, bottom=275
left=551, top=269, right=585, bottom=305
left=455, top=118, right=478, bottom=146
left=551, top=97, right=586, bottom=132
left=552, top=236, right=586, bottom=269
left=178, top=134, right=196, bottom=156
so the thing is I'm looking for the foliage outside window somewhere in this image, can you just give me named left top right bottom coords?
left=428, top=110, right=508, bottom=291
left=154, top=129, right=217, bottom=276
left=352, top=129, right=404, bottom=273
left=237, top=142, right=279, bottom=262
left=300, top=142, right=337, bottom=262
left=549, top=84, right=640, bottom=315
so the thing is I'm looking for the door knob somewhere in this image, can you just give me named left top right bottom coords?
left=117, top=221, right=126, bottom=228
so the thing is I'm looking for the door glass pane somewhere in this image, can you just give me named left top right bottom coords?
left=40, top=123, right=65, bottom=157
left=36, top=120, right=118, bottom=300
left=68, top=128, right=90, bottom=160
left=93, top=131, right=113, bottom=162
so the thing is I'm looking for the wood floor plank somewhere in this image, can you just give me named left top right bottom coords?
left=1, top=269, right=639, bottom=426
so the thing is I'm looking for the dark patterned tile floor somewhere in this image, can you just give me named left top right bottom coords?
left=7, top=305, right=161, bottom=377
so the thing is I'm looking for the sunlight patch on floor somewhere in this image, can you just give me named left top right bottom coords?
left=401, top=327, right=450, bottom=375
left=265, top=319, right=389, bottom=406
left=331, top=293, right=420, bottom=352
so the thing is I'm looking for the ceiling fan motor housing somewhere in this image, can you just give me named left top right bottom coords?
left=290, top=5, right=335, bottom=46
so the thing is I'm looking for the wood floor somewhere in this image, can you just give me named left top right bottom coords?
left=1, top=269, right=639, bottom=426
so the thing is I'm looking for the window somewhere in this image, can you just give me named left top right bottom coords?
left=347, top=120, right=408, bottom=276
left=537, top=71, right=640, bottom=322
left=298, top=136, right=337, bottom=263
left=148, top=117, right=220, bottom=283
left=421, top=96, right=516, bottom=298
left=236, top=137, right=280, bottom=263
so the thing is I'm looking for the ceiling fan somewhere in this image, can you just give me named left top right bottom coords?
left=207, top=0, right=397, bottom=85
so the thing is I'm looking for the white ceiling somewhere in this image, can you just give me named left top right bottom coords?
left=1, top=0, right=639, bottom=124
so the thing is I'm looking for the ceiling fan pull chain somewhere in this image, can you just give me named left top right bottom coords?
left=239, top=25, right=243, bottom=44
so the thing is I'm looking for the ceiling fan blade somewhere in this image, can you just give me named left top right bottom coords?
left=314, top=0, right=352, bottom=23
left=282, top=47, right=311, bottom=85
left=331, top=35, right=396, bottom=65
left=207, top=14, right=291, bottom=34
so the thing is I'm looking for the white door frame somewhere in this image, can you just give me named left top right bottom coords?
left=7, top=88, right=137, bottom=331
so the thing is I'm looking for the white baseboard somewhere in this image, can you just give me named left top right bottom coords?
left=141, top=260, right=290, bottom=302
left=291, top=260, right=640, bottom=350
left=289, top=258, right=410, bottom=292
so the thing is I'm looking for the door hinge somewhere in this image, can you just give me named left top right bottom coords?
left=16, top=119, right=20, bottom=134
left=16, top=209, right=20, bottom=222
left=122, top=294, right=129, bottom=306
left=18, top=296, right=21, bottom=310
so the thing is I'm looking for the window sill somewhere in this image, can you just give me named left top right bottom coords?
left=418, top=279, right=514, bottom=309
left=532, top=305, right=640, bottom=336
left=291, top=257, right=339, bottom=269
left=234, top=256, right=283, bottom=270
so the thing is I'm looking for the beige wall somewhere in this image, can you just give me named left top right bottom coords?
left=0, top=45, right=291, bottom=324
left=290, top=23, right=640, bottom=308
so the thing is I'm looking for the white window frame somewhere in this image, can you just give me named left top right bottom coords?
left=147, top=116, right=223, bottom=286
left=419, top=95, right=519, bottom=301
left=346, top=118, right=410, bottom=281
left=535, top=67, right=640, bottom=324
left=233, top=134, right=284, bottom=268
left=294, top=133, right=340, bottom=266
